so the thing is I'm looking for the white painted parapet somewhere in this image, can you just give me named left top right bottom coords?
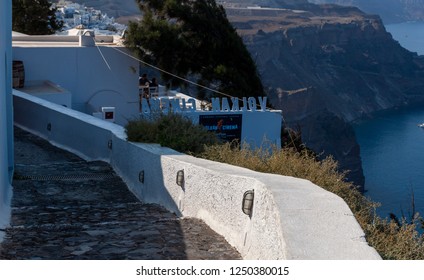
left=13, top=91, right=381, bottom=259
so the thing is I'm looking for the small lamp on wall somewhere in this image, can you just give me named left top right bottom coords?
left=139, top=170, right=144, bottom=184
left=242, top=190, right=254, bottom=218
left=176, top=170, right=184, bottom=187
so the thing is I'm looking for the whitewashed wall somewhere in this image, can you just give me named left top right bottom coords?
left=13, top=91, right=381, bottom=259
left=0, top=0, right=13, bottom=241
left=12, top=45, right=140, bottom=125
left=12, top=42, right=282, bottom=148
left=181, top=110, right=282, bottom=148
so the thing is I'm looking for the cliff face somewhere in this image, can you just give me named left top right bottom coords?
left=238, top=15, right=424, bottom=121
left=222, top=0, right=309, bottom=7
left=309, top=0, right=424, bottom=23
left=227, top=5, right=424, bottom=188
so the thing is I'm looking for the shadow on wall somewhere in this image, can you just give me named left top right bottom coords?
left=111, top=138, right=185, bottom=217
left=10, top=94, right=193, bottom=259
left=113, top=141, right=287, bottom=260
left=11, top=92, right=243, bottom=259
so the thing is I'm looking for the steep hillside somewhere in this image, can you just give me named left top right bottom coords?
left=227, top=5, right=424, bottom=188
left=220, top=0, right=309, bottom=7
left=309, top=0, right=424, bottom=23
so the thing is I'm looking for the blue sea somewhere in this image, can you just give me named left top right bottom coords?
left=386, top=22, right=424, bottom=55
left=353, top=22, right=424, bottom=220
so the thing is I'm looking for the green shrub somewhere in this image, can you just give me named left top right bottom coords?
left=126, top=113, right=219, bottom=155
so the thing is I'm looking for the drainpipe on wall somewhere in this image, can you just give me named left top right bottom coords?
left=0, top=0, right=13, bottom=238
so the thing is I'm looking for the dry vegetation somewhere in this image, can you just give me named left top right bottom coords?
left=200, top=142, right=424, bottom=259
left=127, top=115, right=424, bottom=259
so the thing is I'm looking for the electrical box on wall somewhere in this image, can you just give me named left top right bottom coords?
left=101, top=107, right=115, bottom=122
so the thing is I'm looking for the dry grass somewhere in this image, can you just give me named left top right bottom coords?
left=200, top=142, right=424, bottom=259
left=126, top=115, right=424, bottom=259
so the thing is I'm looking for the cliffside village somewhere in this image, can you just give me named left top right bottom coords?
left=52, top=1, right=126, bottom=36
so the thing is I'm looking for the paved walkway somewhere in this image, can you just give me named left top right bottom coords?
left=0, top=127, right=241, bottom=260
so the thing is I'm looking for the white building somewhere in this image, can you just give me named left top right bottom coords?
left=12, top=33, right=140, bottom=125
left=55, top=2, right=126, bottom=36
left=12, top=31, right=282, bottom=146
left=0, top=0, right=13, bottom=240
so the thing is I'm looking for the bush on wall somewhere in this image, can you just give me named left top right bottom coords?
left=126, top=113, right=219, bottom=155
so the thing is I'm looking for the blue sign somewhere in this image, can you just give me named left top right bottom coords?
left=199, top=114, right=242, bottom=142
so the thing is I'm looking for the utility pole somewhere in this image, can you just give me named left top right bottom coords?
left=0, top=0, right=13, bottom=234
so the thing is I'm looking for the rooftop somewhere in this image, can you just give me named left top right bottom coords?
left=12, top=33, right=121, bottom=47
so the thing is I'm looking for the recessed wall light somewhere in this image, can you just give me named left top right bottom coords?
left=176, top=170, right=184, bottom=187
left=242, top=190, right=254, bottom=217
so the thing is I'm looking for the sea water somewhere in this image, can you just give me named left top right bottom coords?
left=386, top=22, right=424, bottom=55
left=354, top=107, right=424, bottom=219
left=353, top=22, right=424, bottom=220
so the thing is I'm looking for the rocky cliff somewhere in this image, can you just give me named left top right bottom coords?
left=309, top=0, right=424, bottom=23
left=221, top=0, right=309, bottom=7
left=227, top=4, right=424, bottom=188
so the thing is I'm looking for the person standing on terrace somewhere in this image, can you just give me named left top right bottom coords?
left=139, top=73, right=150, bottom=110
left=149, top=77, right=159, bottom=97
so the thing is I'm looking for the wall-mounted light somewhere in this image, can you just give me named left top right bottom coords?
left=47, top=123, right=52, bottom=131
left=176, top=170, right=184, bottom=187
left=242, top=190, right=254, bottom=217
left=108, top=139, right=112, bottom=150
left=139, top=170, right=144, bottom=184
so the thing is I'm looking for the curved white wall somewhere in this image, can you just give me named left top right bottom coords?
left=13, top=91, right=381, bottom=259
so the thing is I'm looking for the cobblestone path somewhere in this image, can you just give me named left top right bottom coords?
left=0, top=128, right=241, bottom=260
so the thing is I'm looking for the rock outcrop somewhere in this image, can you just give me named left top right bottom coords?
left=309, top=0, right=424, bottom=23
left=227, top=4, right=424, bottom=188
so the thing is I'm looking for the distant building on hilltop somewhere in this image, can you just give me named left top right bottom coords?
left=54, top=1, right=126, bottom=36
